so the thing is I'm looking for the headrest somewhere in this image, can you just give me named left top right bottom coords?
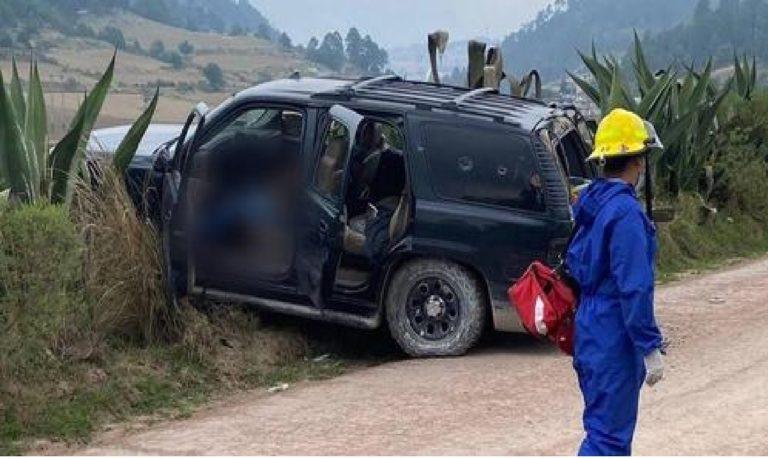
left=359, top=122, right=384, bottom=151
left=281, top=112, right=303, bottom=137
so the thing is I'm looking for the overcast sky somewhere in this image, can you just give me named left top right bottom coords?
left=250, top=0, right=553, bottom=49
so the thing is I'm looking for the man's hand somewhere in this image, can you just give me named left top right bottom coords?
left=644, top=348, right=664, bottom=387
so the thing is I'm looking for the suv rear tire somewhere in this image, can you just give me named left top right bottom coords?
left=385, top=259, right=486, bottom=357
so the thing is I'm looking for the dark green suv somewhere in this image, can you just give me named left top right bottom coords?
left=142, top=76, right=596, bottom=356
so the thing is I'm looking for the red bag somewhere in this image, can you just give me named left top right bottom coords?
left=508, top=261, right=578, bottom=355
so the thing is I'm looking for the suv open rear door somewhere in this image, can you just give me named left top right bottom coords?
left=295, top=105, right=364, bottom=307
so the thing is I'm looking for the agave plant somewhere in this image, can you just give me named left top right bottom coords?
left=568, top=32, right=744, bottom=195
left=0, top=53, right=159, bottom=206
left=733, top=53, right=757, bottom=101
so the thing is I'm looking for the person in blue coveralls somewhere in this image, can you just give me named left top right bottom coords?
left=566, top=108, right=666, bottom=456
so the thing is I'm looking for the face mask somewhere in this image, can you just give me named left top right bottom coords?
left=634, top=158, right=648, bottom=193
left=635, top=170, right=645, bottom=194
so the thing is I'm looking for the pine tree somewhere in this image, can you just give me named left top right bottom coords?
left=345, top=28, right=364, bottom=69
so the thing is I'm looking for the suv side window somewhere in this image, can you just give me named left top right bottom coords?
left=198, top=108, right=303, bottom=151
left=314, top=120, right=352, bottom=200
left=422, top=122, right=545, bottom=212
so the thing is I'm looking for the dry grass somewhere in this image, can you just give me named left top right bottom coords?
left=71, top=163, right=176, bottom=344
left=42, top=91, right=231, bottom=140
left=85, top=11, right=314, bottom=80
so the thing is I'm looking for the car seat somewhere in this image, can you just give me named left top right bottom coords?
left=315, top=137, right=347, bottom=197
left=342, top=194, right=409, bottom=256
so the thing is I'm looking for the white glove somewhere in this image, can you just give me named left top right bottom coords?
left=644, top=348, right=664, bottom=387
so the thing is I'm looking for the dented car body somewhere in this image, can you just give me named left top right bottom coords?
left=132, top=76, right=596, bottom=356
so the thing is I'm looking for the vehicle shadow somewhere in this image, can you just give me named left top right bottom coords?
left=256, top=308, right=554, bottom=363
left=256, top=310, right=404, bottom=363
left=474, top=330, right=557, bottom=356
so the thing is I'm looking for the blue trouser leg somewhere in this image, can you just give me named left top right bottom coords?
left=576, top=359, right=645, bottom=456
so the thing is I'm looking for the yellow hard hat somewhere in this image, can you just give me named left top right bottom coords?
left=587, top=108, right=663, bottom=162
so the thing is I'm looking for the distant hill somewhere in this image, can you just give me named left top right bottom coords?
left=0, top=8, right=322, bottom=139
left=0, top=0, right=278, bottom=39
left=499, top=0, right=699, bottom=81
left=642, top=0, right=768, bottom=71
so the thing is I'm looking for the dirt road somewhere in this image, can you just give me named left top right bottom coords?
left=77, top=258, right=768, bottom=455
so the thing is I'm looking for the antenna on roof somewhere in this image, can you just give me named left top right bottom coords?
left=289, top=71, right=301, bottom=80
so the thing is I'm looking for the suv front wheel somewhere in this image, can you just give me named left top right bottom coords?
left=385, top=259, right=486, bottom=357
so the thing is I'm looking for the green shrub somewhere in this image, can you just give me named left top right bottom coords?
left=654, top=94, right=768, bottom=277
left=656, top=193, right=768, bottom=278
left=723, top=92, right=768, bottom=156
left=0, top=203, right=86, bottom=379
left=713, top=151, right=768, bottom=220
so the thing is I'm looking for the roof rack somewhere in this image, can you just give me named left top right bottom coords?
left=443, top=87, right=497, bottom=108
left=312, top=77, right=549, bottom=128
left=350, top=74, right=402, bottom=92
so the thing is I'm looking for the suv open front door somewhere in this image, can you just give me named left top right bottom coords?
left=296, top=105, right=364, bottom=307
left=159, top=102, right=208, bottom=300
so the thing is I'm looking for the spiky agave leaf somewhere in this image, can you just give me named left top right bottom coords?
left=636, top=71, right=675, bottom=122
left=49, top=103, right=87, bottom=205
left=113, top=87, right=160, bottom=173
left=567, top=71, right=601, bottom=106
left=687, top=59, right=713, bottom=109
left=632, top=30, right=655, bottom=97
left=605, top=66, right=635, bottom=112
left=50, top=52, right=115, bottom=205
left=577, top=46, right=610, bottom=99
left=734, top=52, right=747, bottom=98
left=25, top=61, right=47, bottom=196
left=590, top=42, right=613, bottom=94
left=694, top=81, right=731, bottom=144
left=9, top=57, right=26, bottom=121
left=0, top=70, right=34, bottom=201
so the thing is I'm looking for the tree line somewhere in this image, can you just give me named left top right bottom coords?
left=498, top=0, right=698, bottom=82
left=305, top=28, right=389, bottom=75
left=641, top=0, right=768, bottom=72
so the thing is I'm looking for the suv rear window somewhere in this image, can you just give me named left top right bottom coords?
left=422, top=123, right=545, bottom=212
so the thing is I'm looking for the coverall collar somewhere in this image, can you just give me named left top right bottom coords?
left=573, top=179, right=636, bottom=227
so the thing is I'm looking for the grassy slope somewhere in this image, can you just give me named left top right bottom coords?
left=82, top=12, right=320, bottom=89
left=0, top=300, right=388, bottom=455
left=0, top=11, right=324, bottom=139
left=657, top=195, right=768, bottom=281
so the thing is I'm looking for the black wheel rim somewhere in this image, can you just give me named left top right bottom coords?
left=405, top=277, right=461, bottom=341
